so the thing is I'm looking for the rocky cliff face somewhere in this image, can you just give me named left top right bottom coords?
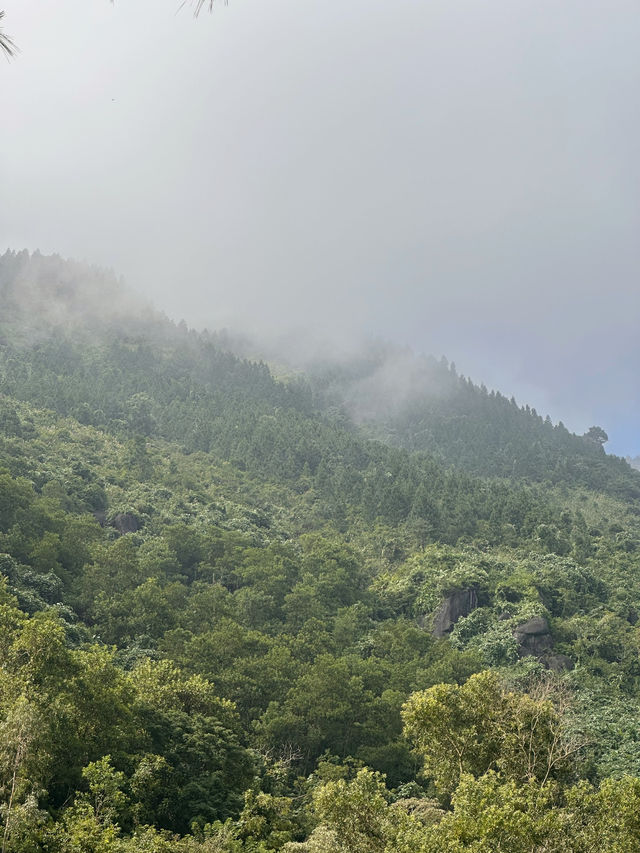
left=513, top=616, right=553, bottom=656
left=111, top=512, right=141, bottom=535
left=513, top=615, right=573, bottom=671
left=432, top=588, right=478, bottom=637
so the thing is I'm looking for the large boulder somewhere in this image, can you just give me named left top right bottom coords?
left=111, top=512, right=141, bottom=535
left=546, top=653, right=574, bottom=672
left=432, top=588, right=478, bottom=637
left=513, top=616, right=553, bottom=657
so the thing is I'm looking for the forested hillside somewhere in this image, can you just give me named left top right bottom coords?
left=308, top=343, right=640, bottom=501
left=3, top=251, right=640, bottom=851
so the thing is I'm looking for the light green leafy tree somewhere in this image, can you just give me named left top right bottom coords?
left=402, top=671, right=584, bottom=797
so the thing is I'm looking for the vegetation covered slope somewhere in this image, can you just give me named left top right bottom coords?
left=2, top=250, right=640, bottom=851
left=309, top=342, right=640, bottom=501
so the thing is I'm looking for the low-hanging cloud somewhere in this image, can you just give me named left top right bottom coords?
left=2, top=0, right=640, bottom=452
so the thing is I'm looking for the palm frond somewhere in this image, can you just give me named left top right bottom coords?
left=0, top=11, right=18, bottom=59
left=191, top=0, right=228, bottom=18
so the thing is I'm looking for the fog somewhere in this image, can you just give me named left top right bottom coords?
left=3, top=0, right=640, bottom=454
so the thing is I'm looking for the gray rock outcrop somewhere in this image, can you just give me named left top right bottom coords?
left=513, top=616, right=553, bottom=657
left=111, top=512, right=141, bottom=535
left=546, top=653, right=574, bottom=672
left=432, top=588, right=478, bottom=637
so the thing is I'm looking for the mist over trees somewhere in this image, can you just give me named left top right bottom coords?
left=4, top=0, right=640, bottom=846
left=1, top=253, right=640, bottom=849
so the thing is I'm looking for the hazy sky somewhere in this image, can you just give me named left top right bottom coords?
left=3, top=0, right=640, bottom=454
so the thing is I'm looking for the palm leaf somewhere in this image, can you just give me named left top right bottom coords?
left=0, top=11, right=17, bottom=59
left=190, top=0, right=228, bottom=17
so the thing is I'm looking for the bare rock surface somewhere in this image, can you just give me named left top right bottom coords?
left=111, top=512, right=141, bottom=535
left=432, top=588, right=478, bottom=637
left=514, top=616, right=553, bottom=657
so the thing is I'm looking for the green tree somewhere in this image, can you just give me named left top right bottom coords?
left=402, top=671, right=582, bottom=796
left=307, top=769, right=394, bottom=853
left=583, top=426, right=609, bottom=447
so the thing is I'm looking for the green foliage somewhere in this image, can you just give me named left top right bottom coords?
left=402, top=671, right=581, bottom=796
left=3, top=252, right=640, bottom=849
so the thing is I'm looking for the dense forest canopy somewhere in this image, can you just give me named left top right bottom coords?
left=2, top=251, right=640, bottom=850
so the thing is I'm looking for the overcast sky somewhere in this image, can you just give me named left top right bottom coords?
left=3, top=0, right=640, bottom=454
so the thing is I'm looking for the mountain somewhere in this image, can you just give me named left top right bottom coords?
left=2, top=250, right=640, bottom=851
left=305, top=341, right=640, bottom=501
